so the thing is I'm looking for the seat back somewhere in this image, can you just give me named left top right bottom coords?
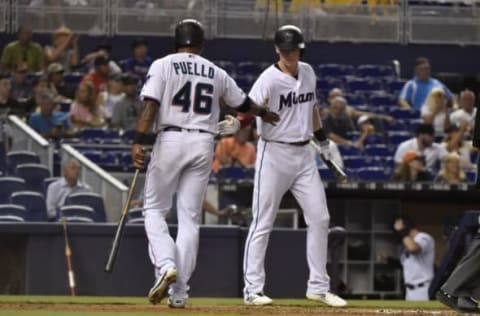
left=127, top=207, right=144, bottom=224
left=59, top=205, right=96, bottom=223
left=15, top=163, right=51, bottom=192
left=0, top=204, right=27, bottom=222
left=0, top=177, right=26, bottom=204
left=65, top=192, right=106, bottom=222
left=10, top=191, right=48, bottom=222
left=6, top=151, right=40, bottom=175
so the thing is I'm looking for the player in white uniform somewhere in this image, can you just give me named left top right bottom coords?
left=242, top=25, right=347, bottom=307
left=132, top=19, right=279, bottom=308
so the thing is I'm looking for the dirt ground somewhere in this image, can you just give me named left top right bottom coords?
left=0, top=303, right=459, bottom=316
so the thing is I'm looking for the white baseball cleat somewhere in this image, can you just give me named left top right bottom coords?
left=148, top=267, right=177, bottom=305
left=168, top=297, right=187, bottom=308
left=244, top=293, right=273, bottom=306
left=306, top=292, right=347, bottom=307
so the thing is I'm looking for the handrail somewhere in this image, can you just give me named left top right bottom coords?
left=8, top=115, right=49, bottom=147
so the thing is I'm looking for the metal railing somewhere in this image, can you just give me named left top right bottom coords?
left=61, top=144, right=128, bottom=222
left=8, top=115, right=53, bottom=172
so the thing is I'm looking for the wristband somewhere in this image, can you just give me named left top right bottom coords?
left=133, top=132, right=150, bottom=145
left=314, top=129, right=327, bottom=142
left=257, top=108, right=267, bottom=118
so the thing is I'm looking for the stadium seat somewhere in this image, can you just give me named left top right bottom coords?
left=389, top=108, right=419, bottom=120
left=120, top=153, right=135, bottom=172
left=235, top=78, right=252, bottom=91
left=42, top=177, right=59, bottom=197
left=387, top=79, right=407, bottom=94
left=466, top=171, right=476, bottom=183
left=65, top=192, right=106, bottom=222
left=364, top=145, right=392, bottom=157
left=10, top=191, right=48, bottom=221
left=317, top=64, right=355, bottom=77
left=6, top=151, right=40, bottom=175
left=214, top=60, right=236, bottom=76
left=318, top=168, right=336, bottom=181
left=83, top=152, right=117, bottom=166
left=59, top=205, right=96, bottom=223
left=0, top=177, right=26, bottom=204
left=63, top=72, right=84, bottom=86
left=338, top=145, right=361, bottom=156
left=217, top=167, right=252, bottom=180
left=15, top=163, right=51, bottom=193
left=317, top=78, right=343, bottom=93
left=357, top=64, right=396, bottom=78
left=346, top=78, right=383, bottom=93
left=369, top=92, right=397, bottom=107
left=0, top=204, right=27, bottom=222
left=408, top=118, right=424, bottom=133
left=343, top=156, right=370, bottom=169
left=80, top=129, right=120, bottom=143
left=0, top=142, right=6, bottom=172
left=384, top=120, right=408, bottom=132
left=388, top=131, right=412, bottom=145
left=127, top=207, right=144, bottom=224
left=121, top=129, right=136, bottom=144
left=357, top=167, right=392, bottom=181
left=344, top=93, right=366, bottom=106
left=57, top=102, right=71, bottom=112
left=236, top=61, right=262, bottom=77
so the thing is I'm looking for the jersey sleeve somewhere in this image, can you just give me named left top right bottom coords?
left=140, top=60, right=166, bottom=104
left=248, top=74, right=269, bottom=106
left=414, top=233, right=433, bottom=254
left=219, top=70, right=247, bottom=108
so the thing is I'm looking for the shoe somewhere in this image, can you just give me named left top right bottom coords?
left=148, top=267, right=177, bottom=305
left=244, top=293, right=273, bottom=306
left=436, top=291, right=459, bottom=312
left=306, top=292, right=347, bottom=307
left=168, top=297, right=186, bottom=308
left=457, top=297, right=480, bottom=313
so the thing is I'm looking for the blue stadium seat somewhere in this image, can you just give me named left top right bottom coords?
left=317, top=64, right=355, bottom=77
left=364, top=145, right=392, bottom=157
left=217, top=167, right=252, bottom=180
left=214, top=60, right=236, bottom=76
left=59, top=205, right=96, bottom=223
left=42, top=177, right=59, bottom=197
left=343, top=156, right=370, bottom=169
left=0, top=142, right=6, bottom=172
left=470, top=152, right=479, bottom=164
left=83, top=152, right=117, bottom=166
left=318, top=168, right=336, bottom=181
left=63, top=72, right=84, bottom=86
left=338, top=145, right=361, bottom=156
left=80, top=129, right=120, bottom=143
left=6, top=151, right=40, bottom=175
left=389, top=108, right=419, bottom=120
left=384, top=120, right=408, bottom=132
left=369, top=92, right=397, bottom=107
left=121, top=129, right=136, bottom=144
left=317, top=78, right=343, bottom=93
left=120, top=153, right=135, bottom=172
left=10, top=191, right=48, bottom=221
left=65, top=192, right=106, bottom=222
left=466, top=171, right=476, bottom=183
left=346, top=78, right=383, bottom=93
left=356, top=65, right=395, bottom=78
left=387, top=79, right=407, bottom=94
left=236, top=62, right=262, bottom=77
left=344, top=93, right=366, bottom=106
left=0, top=204, right=27, bottom=222
left=127, top=207, right=144, bottom=224
left=357, top=167, right=392, bottom=181
left=388, top=131, right=412, bottom=145
left=408, top=118, right=424, bottom=133
left=15, top=163, right=51, bottom=193
left=0, top=177, right=26, bottom=204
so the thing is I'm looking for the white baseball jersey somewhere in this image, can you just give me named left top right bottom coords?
left=401, top=232, right=435, bottom=285
left=140, top=52, right=246, bottom=133
left=250, top=62, right=317, bottom=143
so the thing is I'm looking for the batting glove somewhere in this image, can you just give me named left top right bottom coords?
left=319, top=139, right=332, bottom=161
left=218, top=115, right=241, bottom=136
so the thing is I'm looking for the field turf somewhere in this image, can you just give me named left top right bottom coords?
left=0, top=295, right=454, bottom=316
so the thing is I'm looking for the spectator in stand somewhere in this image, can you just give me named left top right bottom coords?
left=121, top=38, right=153, bottom=80
left=28, top=91, right=72, bottom=139
left=46, top=159, right=91, bottom=220
left=98, top=73, right=125, bottom=122
left=81, top=43, right=122, bottom=74
left=420, top=87, right=450, bottom=135
left=44, top=26, right=79, bottom=72
left=69, top=81, right=106, bottom=128
left=47, top=63, right=76, bottom=102
left=0, top=25, right=44, bottom=73
left=398, top=57, right=453, bottom=111
left=394, top=123, right=447, bottom=173
left=212, top=126, right=256, bottom=173
left=450, top=89, right=476, bottom=134
left=82, top=56, right=109, bottom=97
left=0, top=73, right=22, bottom=116
left=10, top=63, right=32, bottom=101
left=392, top=151, right=430, bottom=182
left=434, top=153, right=467, bottom=184
left=441, top=125, right=475, bottom=171
left=23, top=75, right=49, bottom=115
left=111, top=74, right=141, bottom=130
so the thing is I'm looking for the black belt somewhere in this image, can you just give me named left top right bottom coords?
left=162, top=126, right=210, bottom=134
left=405, top=282, right=427, bottom=290
left=265, top=139, right=310, bottom=146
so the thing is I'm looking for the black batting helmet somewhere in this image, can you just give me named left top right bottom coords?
left=174, top=19, right=205, bottom=50
left=274, top=25, right=305, bottom=51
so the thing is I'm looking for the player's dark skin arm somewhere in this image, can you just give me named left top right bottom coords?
left=132, top=98, right=159, bottom=169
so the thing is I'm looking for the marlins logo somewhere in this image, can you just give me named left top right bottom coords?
left=279, top=91, right=314, bottom=110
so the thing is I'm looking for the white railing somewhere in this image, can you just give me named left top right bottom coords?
left=61, top=144, right=128, bottom=222
left=8, top=115, right=53, bottom=172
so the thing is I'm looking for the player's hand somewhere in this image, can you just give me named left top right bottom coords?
left=393, top=219, right=404, bottom=232
left=218, top=115, right=241, bottom=136
left=132, top=144, right=146, bottom=169
left=260, top=109, right=280, bottom=125
left=319, top=139, right=332, bottom=161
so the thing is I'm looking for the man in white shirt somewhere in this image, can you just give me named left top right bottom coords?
left=46, top=159, right=91, bottom=220
left=450, top=89, right=476, bottom=133
left=394, top=123, right=447, bottom=172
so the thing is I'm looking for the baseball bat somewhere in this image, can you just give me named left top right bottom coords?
left=310, top=140, right=348, bottom=183
left=104, top=168, right=140, bottom=273
left=62, top=218, right=76, bottom=296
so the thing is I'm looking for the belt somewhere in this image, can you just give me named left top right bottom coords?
left=405, top=282, right=427, bottom=290
left=264, top=139, right=310, bottom=146
left=162, top=126, right=210, bottom=134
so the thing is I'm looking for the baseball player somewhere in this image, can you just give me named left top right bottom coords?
left=132, top=19, right=279, bottom=308
left=242, top=25, right=347, bottom=307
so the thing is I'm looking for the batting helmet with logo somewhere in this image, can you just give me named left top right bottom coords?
left=274, top=25, right=305, bottom=52
left=174, top=19, right=205, bottom=50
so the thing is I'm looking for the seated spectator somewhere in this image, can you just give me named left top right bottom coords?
left=82, top=56, right=109, bottom=97
left=121, top=38, right=153, bottom=80
left=98, top=73, right=125, bottom=121
left=47, top=63, right=76, bottom=101
left=392, top=150, right=430, bottom=182
left=450, top=89, right=476, bottom=134
left=111, top=74, right=141, bottom=130
left=23, top=75, right=49, bottom=115
left=421, top=87, right=450, bottom=135
left=0, top=73, right=22, bottom=116
left=10, top=63, right=32, bottom=101
left=69, top=81, right=106, bottom=128
left=398, top=57, right=453, bottom=111
left=212, top=126, right=256, bottom=173
left=44, top=26, right=79, bottom=72
left=434, top=153, right=466, bottom=184
left=46, top=159, right=91, bottom=220
left=81, top=43, right=121, bottom=74
left=28, top=91, right=72, bottom=139
left=441, top=125, right=475, bottom=170
left=394, top=123, right=447, bottom=172
left=0, top=25, right=44, bottom=73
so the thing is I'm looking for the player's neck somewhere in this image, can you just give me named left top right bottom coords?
left=176, top=47, right=202, bottom=55
left=278, top=60, right=298, bottom=77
